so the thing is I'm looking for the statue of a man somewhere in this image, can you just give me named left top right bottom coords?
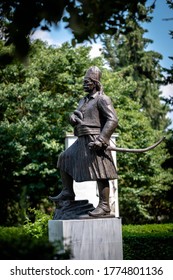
left=50, top=66, right=118, bottom=217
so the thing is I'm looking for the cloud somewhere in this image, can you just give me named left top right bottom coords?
left=89, top=43, right=102, bottom=58
left=31, top=30, right=103, bottom=62
left=160, top=84, right=173, bottom=98
left=31, top=30, right=60, bottom=46
left=31, top=30, right=103, bottom=58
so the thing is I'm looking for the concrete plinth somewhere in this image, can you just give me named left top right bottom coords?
left=48, top=218, right=123, bottom=260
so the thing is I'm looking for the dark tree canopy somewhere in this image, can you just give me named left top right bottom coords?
left=0, top=0, right=155, bottom=59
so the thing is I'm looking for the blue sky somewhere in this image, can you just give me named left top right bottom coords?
left=144, top=0, right=173, bottom=69
left=32, top=0, right=173, bottom=69
left=32, top=0, right=173, bottom=127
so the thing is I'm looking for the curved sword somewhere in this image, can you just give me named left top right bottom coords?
left=106, top=136, right=165, bottom=153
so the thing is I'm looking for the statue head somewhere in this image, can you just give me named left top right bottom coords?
left=83, top=66, right=102, bottom=92
left=84, top=66, right=102, bottom=82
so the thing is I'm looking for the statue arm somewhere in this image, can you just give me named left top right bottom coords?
left=97, top=95, right=118, bottom=145
left=88, top=95, right=118, bottom=150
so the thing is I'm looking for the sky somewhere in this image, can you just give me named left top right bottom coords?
left=32, top=0, right=173, bottom=128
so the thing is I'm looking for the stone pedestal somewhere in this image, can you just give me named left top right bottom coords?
left=48, top=217, right=123, bottom=260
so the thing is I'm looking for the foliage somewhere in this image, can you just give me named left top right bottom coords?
left=23, top=208, right=51, bottom=238
left=0, top=39, right=172, bottom=225
left=0, top=208, right=71, bottom=259
left=161, top=130, right=173, bottom=214
left=103, top=70, right=173, bottom=224
left=0, top=40, right=101, bottom=225
left=160, top=0, right=173, bottom=217
left=0, top=225, right=70, bottom=260
left=0, top=0, right=155, bottom=60
left=100, top=6, right=173, bottom=223
left=0, top=223, right=172, bottom=260
left=123, top=223, right=173, bottom=259
left=101, top=18, right=169, bottom=130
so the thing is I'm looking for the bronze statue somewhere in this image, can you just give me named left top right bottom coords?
left=50, top=66, right=118, bottom=217
left=49, top=66, right=164, bottom=218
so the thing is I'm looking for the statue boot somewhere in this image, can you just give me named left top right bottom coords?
left=49, top=186, right=75, bottom=202
left=49, top=170, right=75, bottom=202
left=88, top=181, right=110, bottom=217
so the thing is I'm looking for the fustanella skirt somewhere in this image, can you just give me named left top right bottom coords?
left=57, top=135, right=118, bottom=182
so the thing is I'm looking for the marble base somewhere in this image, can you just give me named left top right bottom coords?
left=48, top=217, right=123, bottom=260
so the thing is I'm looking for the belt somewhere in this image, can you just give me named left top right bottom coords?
left=75, top=125, right=101, bottom=137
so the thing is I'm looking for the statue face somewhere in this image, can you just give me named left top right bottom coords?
left=83, top=78, right=95, bottom=92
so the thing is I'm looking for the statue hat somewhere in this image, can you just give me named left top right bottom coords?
left=84, top=66, right=101, bottom=82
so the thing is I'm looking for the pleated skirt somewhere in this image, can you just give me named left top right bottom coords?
left=57, top=135, right=118, bottom=182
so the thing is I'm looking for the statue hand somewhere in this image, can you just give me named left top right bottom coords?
left=70, top=110, right=84, bottom=125
left=88, top=140, right=103, bottom=150
left=74, top=110, right=83, bottom=120
left=70, top=113, right=84, bottom=125
left=70, top=113, right=78, bottom=125
left=75, top=116, right=84, bottom=125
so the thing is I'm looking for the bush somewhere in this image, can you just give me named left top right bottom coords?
left=123, top=223, right=173, bottom=260
left=23, top=208, right=51, bottom=238
left=0, top=210, right=71, bottom=260
left=1, top=221, right=172, bottom=260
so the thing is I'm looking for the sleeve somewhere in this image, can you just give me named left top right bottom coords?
left=97, top=94, right=118, bottom=144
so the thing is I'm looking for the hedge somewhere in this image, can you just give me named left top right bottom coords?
left=123, top=224, right=173, bottom=260
left=0, top=226, right=70, bottom=260
left=0, top=223, right=172, bottom=260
